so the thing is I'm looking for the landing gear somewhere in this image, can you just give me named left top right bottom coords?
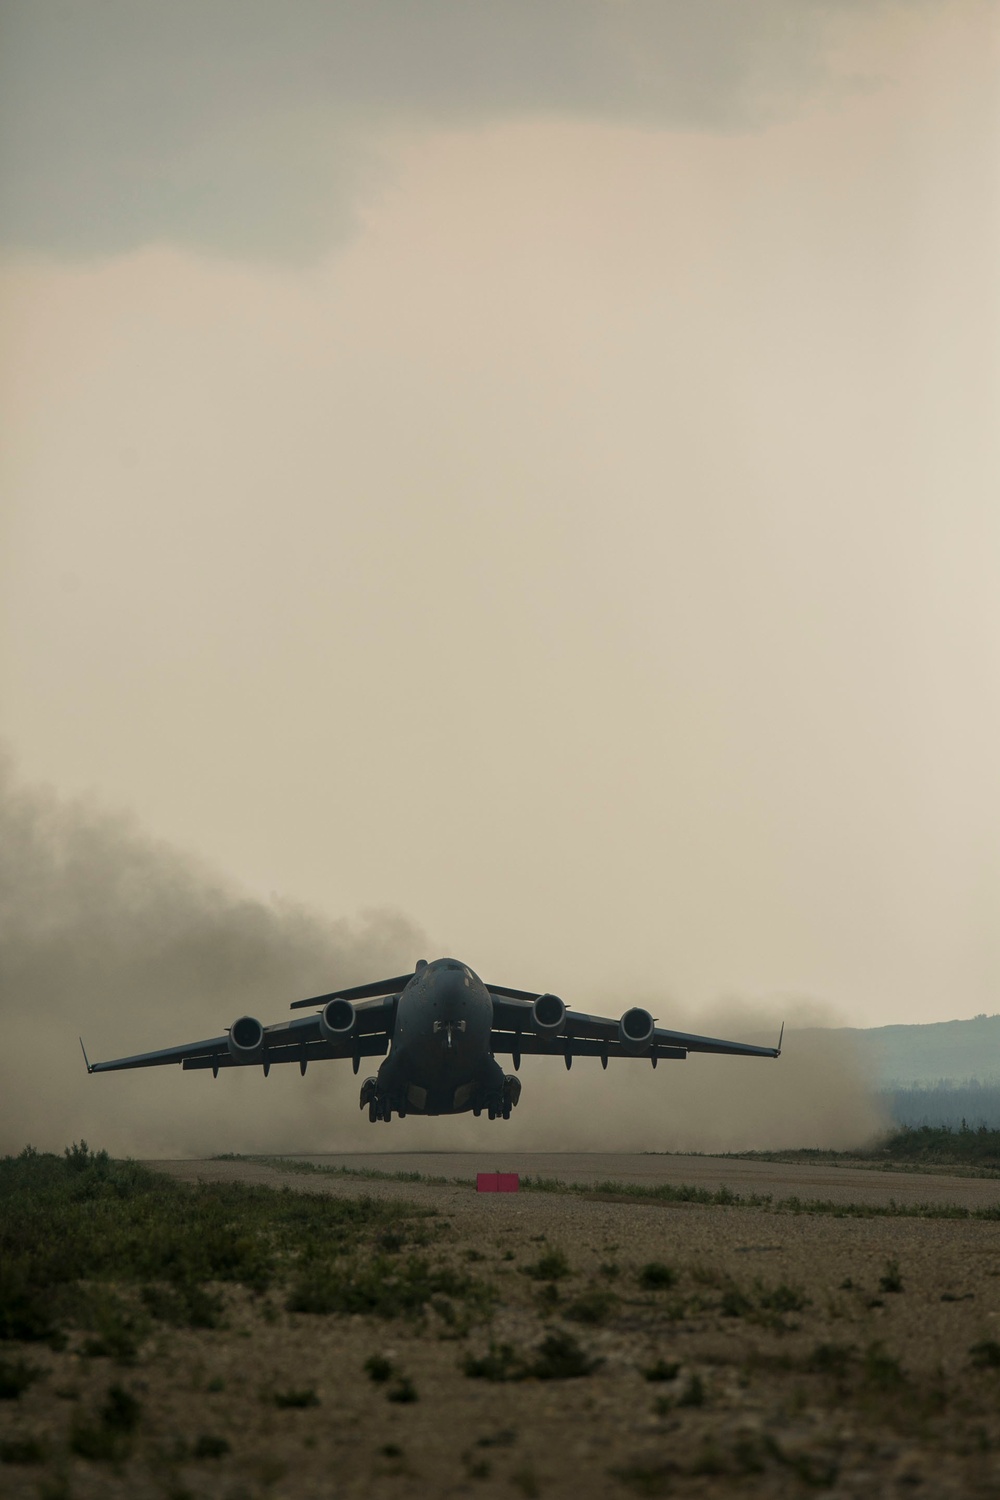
left=360, top=1076, right=385, bottom=1121
left=480, top=1073, right=522, bottom=1121
left=501, top=1073, right=521, bottom=1120
left=360, top=1075, right=400, bottom=1121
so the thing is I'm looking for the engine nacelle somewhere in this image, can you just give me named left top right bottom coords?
left=228, top=1015, right=264, bottom=1062
left=320, top=997, right=356, bottom=1042
left=531, top=993, right=566, bottom=1036
left=619, top=1007, right=655, bottom=1052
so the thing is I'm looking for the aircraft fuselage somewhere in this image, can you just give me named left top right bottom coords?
left=363, top=957, right=516, bottom=1120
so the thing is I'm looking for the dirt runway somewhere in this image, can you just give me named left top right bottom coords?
left=206, top=1150, right=1000, bottom=1210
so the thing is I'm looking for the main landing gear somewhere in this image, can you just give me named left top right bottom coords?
left=472, top=1073, right=521, bottom=1121
left=360, top=1073, right=522, bottom=1121
left=359, top=1075, right=388, bottom=1122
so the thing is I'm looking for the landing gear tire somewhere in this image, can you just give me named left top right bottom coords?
left=368, top=1100, right=377, bottom=1123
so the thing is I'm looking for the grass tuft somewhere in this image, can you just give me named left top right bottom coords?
left=879, top=1258, right=904, bottom=1294
left=192, top=1434, right=230, bottom=1459
left=637, top=1262, right=675, bottom=1290
left=521, top=1247, right=571, bottom=1281
left=0, top=1355, right=43, bottom=1400
left=272, top=1387, right=320, bottom=1408
left=0, top=1435, right=46, bottom=1464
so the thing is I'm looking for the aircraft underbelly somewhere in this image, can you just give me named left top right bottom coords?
left=361, top=960, right=525, bottom=1117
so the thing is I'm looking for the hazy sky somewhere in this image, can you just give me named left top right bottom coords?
left=1, top=1, right=998, bottom=1044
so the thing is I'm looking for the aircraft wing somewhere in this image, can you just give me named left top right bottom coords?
left=84, top=996, right=395, bottom=1075
left=489, top=995, right=781, bottom=1063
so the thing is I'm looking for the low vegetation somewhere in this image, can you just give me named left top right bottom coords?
left=726, top=1123, right=1000, bottom=1173
left=0, top=1142, right=458, bottom=1354
left=229, top=1147, right=1000, bottom=1212
left=2, top=1144, right=998, bottom=1496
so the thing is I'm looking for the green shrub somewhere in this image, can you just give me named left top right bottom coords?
left=720, top=1287, right=753, bottom=1318
left=612, top=1459, right=678, bottom=1494
left=521, top=1247, right=571, bottom=1281
left=0, top=1436, right=46, bottom=1464
left=192, top=1434, right=230, bottom=1459
left=806, top=1342, right=855, bottom=1377
left=757, top=1281, right=808, bottom=1313
left=287, top=1255, right=479, bottom=1319
left=863, top=1343, right=906, bottom=1391
left=677, top=1374, right=705, bottom=1407
left=528, top=1331, right=600, bottom=1380
left=565, top=1288, right=617, bottom=1325
left=638, top=1262, right=675, bottom=1291
left=141, top=1281, right=224, bottom=1329
left=464, top=1333, right=599, bottom=1382
left=0, top=1355, right=42, bottom=1400
left=879, top=1259, right=904, bottom=1294
left=463, top=1344, right=521, bottom=1382
left=69, top=1384, right=141, bottom=1462
left=273, top=1387, right=319, bottom=1408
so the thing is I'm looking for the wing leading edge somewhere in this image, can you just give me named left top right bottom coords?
left=84, top=996, right=395, bottom=1075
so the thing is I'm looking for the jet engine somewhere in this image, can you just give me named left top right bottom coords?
left=619, top=1007, right=655, bottom=1052
left=319, top=997, right=356, bottom=1042
left=228, top=1015, right=264, bottom=1062
left=531, top=993, right=566, bottom=1035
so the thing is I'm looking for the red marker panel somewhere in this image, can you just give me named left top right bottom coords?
left=476, top=1173, right=520, bottom=1193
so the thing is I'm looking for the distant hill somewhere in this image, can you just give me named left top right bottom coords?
left=799, top=1013, right=1000, bottom=1129
left=835, top=1013, right=1000, bottom=1087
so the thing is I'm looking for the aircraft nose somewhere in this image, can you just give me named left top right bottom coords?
left=436, top=968, right=470, bottom=1010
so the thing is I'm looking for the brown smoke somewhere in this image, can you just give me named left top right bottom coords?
left=0, top=755, right=886, bottom=1158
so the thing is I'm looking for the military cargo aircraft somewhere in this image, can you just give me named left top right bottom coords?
left=84, top=956, right=782, bottom=1120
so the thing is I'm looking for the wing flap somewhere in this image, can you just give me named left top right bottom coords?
left=87, top=1034, right=232, bottom=1073
left=491, top=1033, right=686, bottom=1061
left=182, top=1035, right=390, bottom=1070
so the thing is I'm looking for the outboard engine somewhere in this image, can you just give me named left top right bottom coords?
left=619, top=1007, right=655, bottom=1052
left=228, top=1015, right=264, bottom=1063
left=531, top=993, right=566, bottom=1036
left=319, top=997, right=356, bottom=1042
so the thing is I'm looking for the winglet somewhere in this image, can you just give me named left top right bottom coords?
left=79, top=1037, right=93, bottom=1074
left=776, top=1021, right=784, bottom=1057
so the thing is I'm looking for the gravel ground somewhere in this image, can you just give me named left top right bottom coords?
left=3, top=1155, right=999, bottom=1500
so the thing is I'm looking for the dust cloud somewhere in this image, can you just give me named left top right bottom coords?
left=0, top=756, right=887, bottom=1159
left=0, top=753, right=426, bottom=1158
